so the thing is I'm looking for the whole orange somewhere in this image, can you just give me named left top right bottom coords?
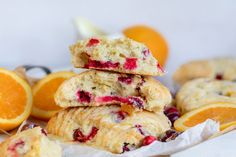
left=123, top=25, right=168, bottom=66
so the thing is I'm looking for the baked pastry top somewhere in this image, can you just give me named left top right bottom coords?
left=70, top=37, right=164, bottom=76
left=46, top=106, right=171, bottom=154
left=173, top=58, right=236, bottom=85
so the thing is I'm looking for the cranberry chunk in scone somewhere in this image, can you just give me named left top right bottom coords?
left=0, top=127, right=61, bottom=157
left=55, top=70, right=172, bottom=113
left=47, top=106, right=171, bottom=154
left=70, top=37, right=164, bottom=76
left=142, top=136, right=157, bottom=146
left=73, top=127, right=99, bottom=142
left=112, top=110, right=128, bottom=123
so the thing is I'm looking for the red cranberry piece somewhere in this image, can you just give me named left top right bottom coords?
left=86, top=38, right=100, bottom=47
left=76, top=90, right=92, bottom=103
left=135, top=124, right=145, bottom=135
left=124, top=58, right=137, bottom=70
left=164, top=106, right=180, bottom=125
left=106, top=61, right=120, bottom=68
left=142, top=136, right=156, bottom=146
left=122, top=143, right=136, bottom=153
left=118, top=76, right=133, bottom=84
left=142, top=49, right=150, bottom=59
left=41, top=128, right=48, bottom=136
left=128, top=97, right=144, bottom=109
left=87, top=127, right=99, bottom=141
left=96, top=96, right=114, bottom=102
left=8, top=140, right=25, bottom=152
left=85, top=59, right=120, bottom=69
left=122, top=143, right=130, bottom=153
left=158, top=129, right=180, bottom=142
left=96, top=96, right=144, bottom=109
left=215, top=73, right=223, bottom=80
left=135, top=76, right=145, bottom=92
left=157, top=63, right=164, bottom=73
left=113, top=111, right=128, bottom=122
left=73, top=127, right=99, bottom=142
left=73, top=129, right=86, bottom=142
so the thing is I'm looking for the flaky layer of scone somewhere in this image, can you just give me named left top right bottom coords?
left=176, top=78, right=236, bottom=113
left=0, top=127, right=61, bottom=157
left=70, top=37, right=164, bottom=76
left=46, top=106, right=171, bottom=154
left=55, top=70, right=172, bottom=113
left=173, top=58, right=236, bottom=86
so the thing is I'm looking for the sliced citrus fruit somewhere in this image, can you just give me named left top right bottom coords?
left=123, top=25, right=168, bottom=66
left=32, top=71, right=75, bottom=120
left=174, top=103, right=236, bottom=131
left=0, top=68, right=32, bottom=131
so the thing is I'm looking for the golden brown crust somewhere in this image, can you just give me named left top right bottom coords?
left=55, top=70, right=172, bottom=113
left=173, top=58, right=236, bottom=86
left=46, top=106, right=171, bottom=154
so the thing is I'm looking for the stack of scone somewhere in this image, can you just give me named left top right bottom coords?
left=46, top=37, right=174, bottom=153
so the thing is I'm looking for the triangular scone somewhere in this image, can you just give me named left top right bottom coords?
left=55, top=70, right=172, bottom=113
left=0, top=127, right=61, bottom=157
left=70, top=37, right=164, bottom=76
left=46, top=106, right=171, bottom=154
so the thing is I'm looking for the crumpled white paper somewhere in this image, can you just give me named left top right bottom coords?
left=61, top=119, right=219, bottom=157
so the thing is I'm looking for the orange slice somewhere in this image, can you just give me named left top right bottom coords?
left=32, top=71, right=75, bottom=120
left=123, top=25, right=168, bottom=66
left=0, top=68, right=32, bottom=131
left=174, top=103, right=236, bottom=131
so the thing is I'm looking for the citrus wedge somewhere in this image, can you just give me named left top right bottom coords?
left=123, top=25, right=168, bottom=66
left=174, top=103, right=236, bottom=131
left=32, top=71, right=75, bottom=120
left=0, top=68, right=32, bottom=131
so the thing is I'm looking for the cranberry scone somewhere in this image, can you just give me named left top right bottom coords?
left=0, top=127, right=61, bottom=157
left=55, top=70, right=172, bottom=113
left=46, top=106, right=171, bottom=154
left=176, top=78, right=236, bottom=113
left=173, top=58, right=236, bottom=86
left=70, top=37, right=164, bottom=76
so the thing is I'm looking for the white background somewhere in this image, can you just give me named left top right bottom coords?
left=0, top=1, right=236, bottom=156
left=0, top=0, right=235, bottom=73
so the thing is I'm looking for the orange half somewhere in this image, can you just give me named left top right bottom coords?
left=0, top=68, right=32, bottom=131
left=123, top=25, right=168, bottom=66
left=174, top=103, right=236, bottom=131
left=32, top=71, right=75, bottom=120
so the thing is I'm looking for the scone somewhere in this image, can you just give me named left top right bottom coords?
left=70, top=37, right=164, bottom=76
left=55, top=70, right=172, bottom=113
left=0, top=127, right=61, bottom=157
left=46, top=106, right=171, bottom=154
left=173, top=58, right=236, bottom=85
left=176, top=78, right=236, bottom=113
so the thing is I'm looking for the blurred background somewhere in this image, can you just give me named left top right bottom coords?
left=0, top=0, right=235, bottom=77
